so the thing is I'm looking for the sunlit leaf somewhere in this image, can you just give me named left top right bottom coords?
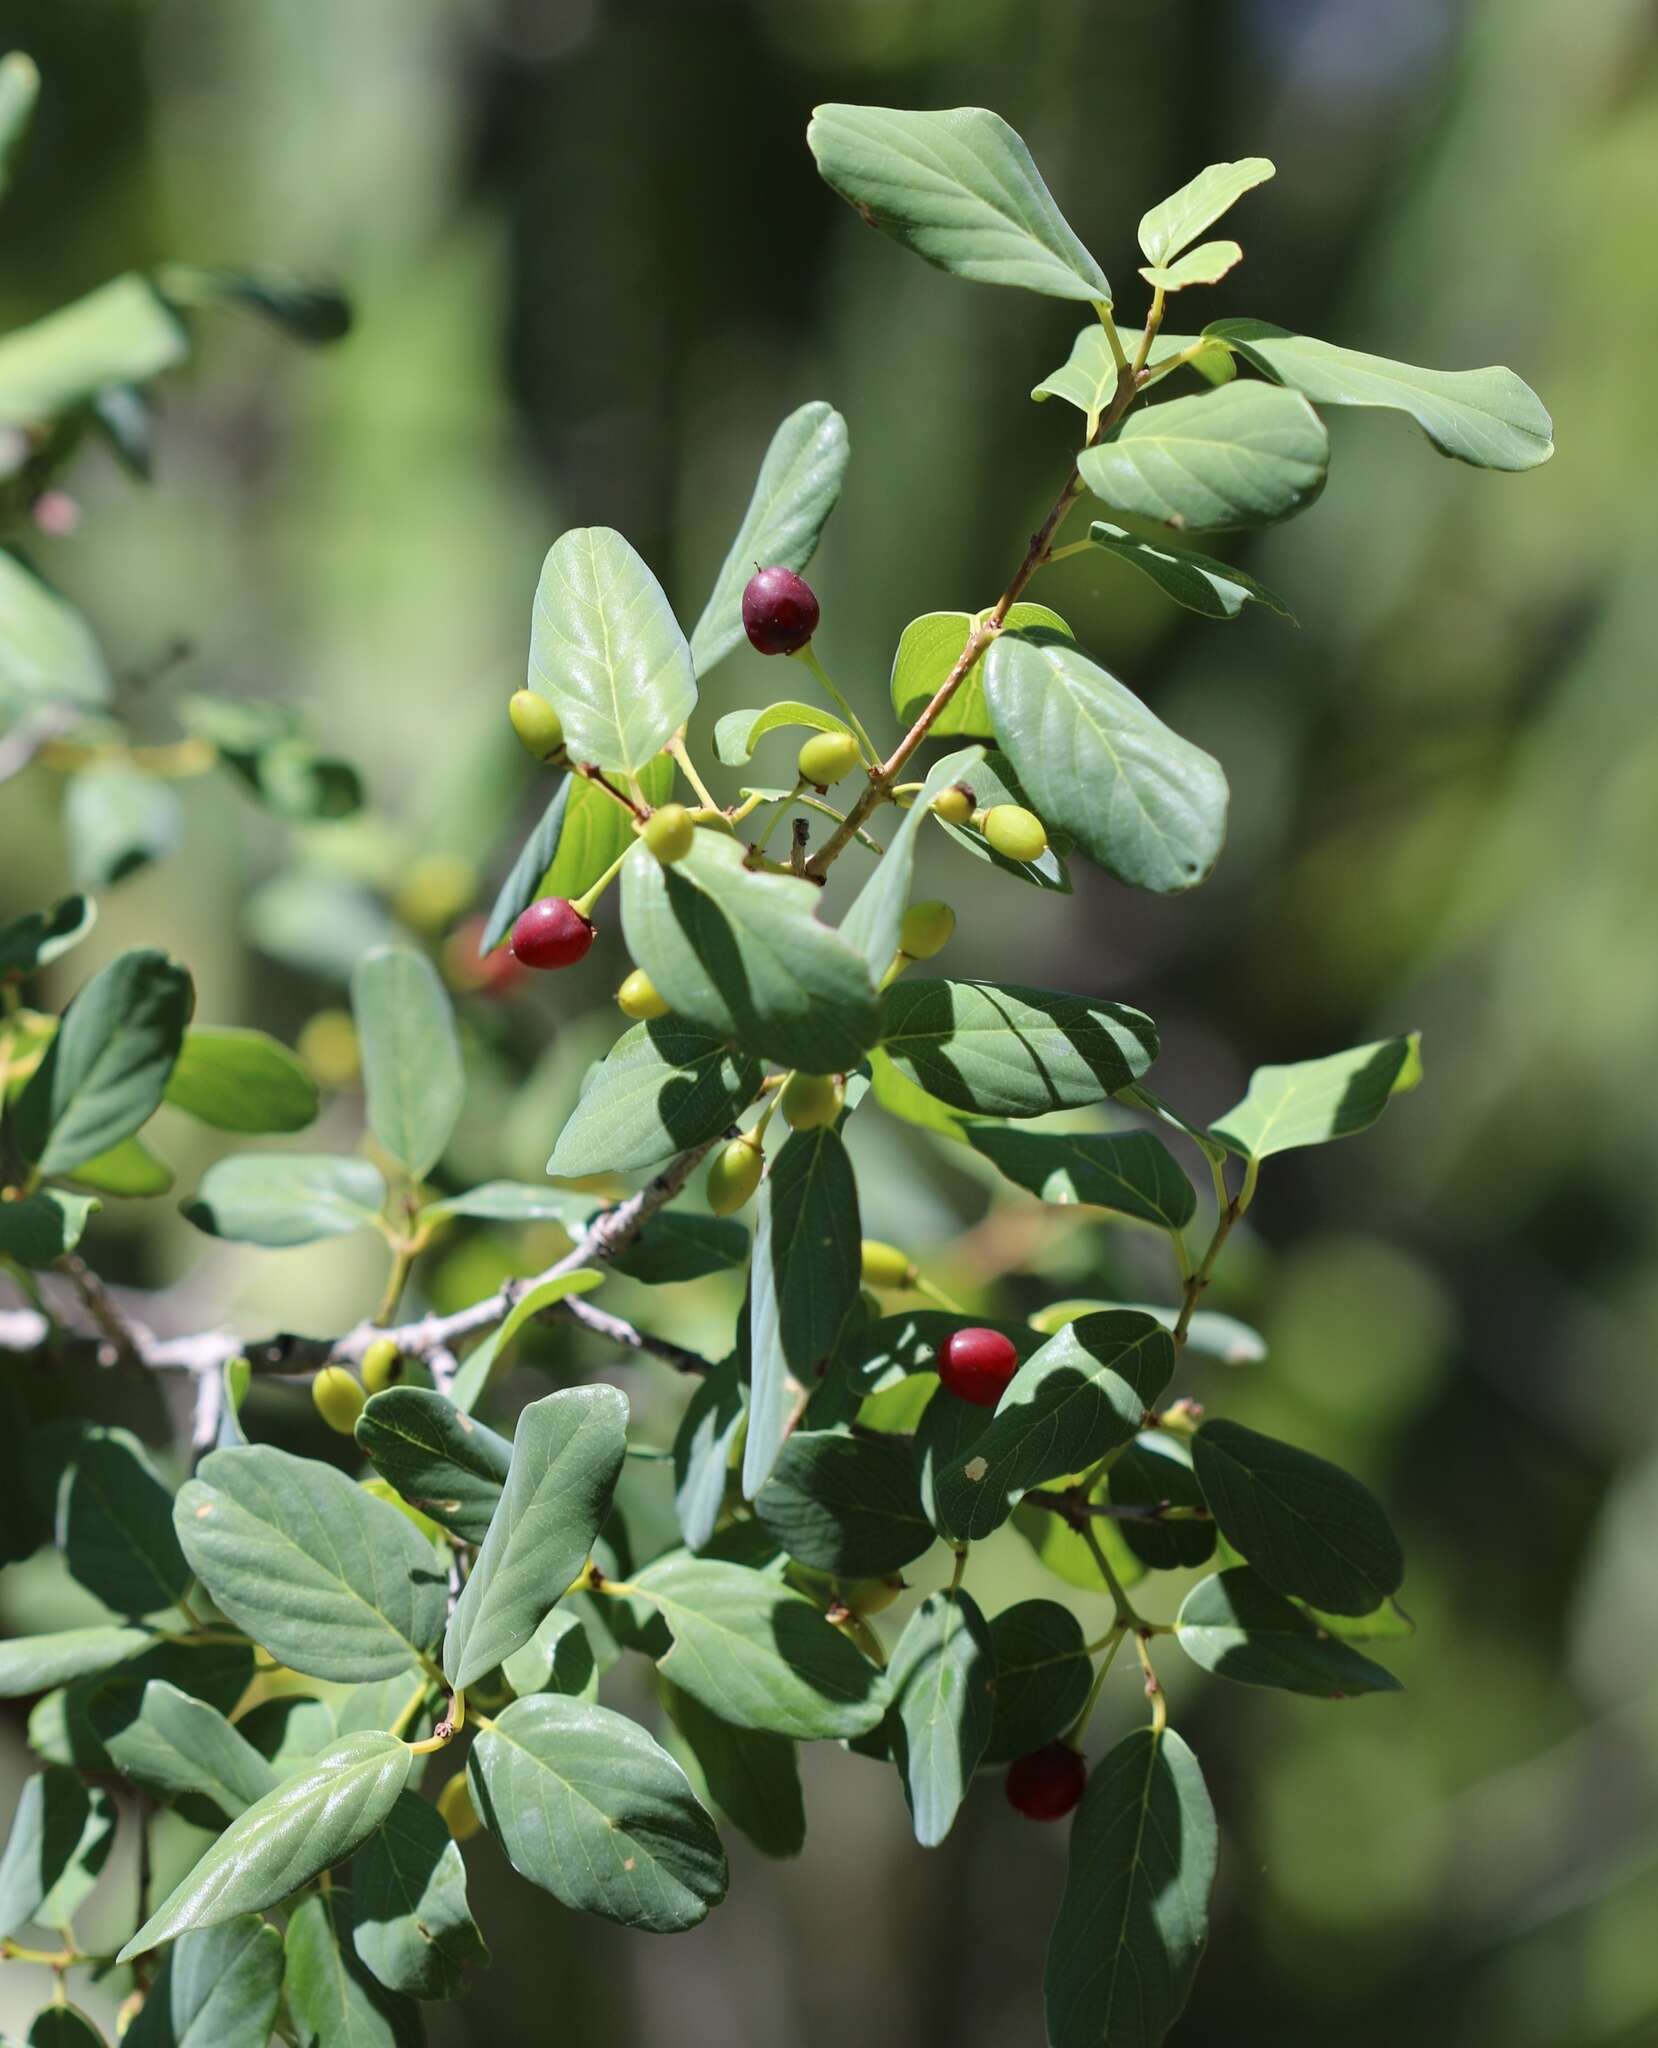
left=548, top=1018, right=762, bottom=1179
left=181, top=1153, right=386, bottom=1247
left=965, top=1123, right=1196, bottom=1229
left=1079, top=381, right=1328, bottom=531
left=879, top=979, right=1157, bottom=1117
left=1081, top=520, right=1295, bottom=622
left=355, top=1388, right=511, bottom=1545
left=1175, top=1568, right=1402, bottom=1697
left=1209, top=1034, right=1421, bottom=1159
left=164, top=1027, right=318, bottom=1135
left=1138, top=157, right=1275, bottom=266
left=352, top=945, right=464, bottom=1181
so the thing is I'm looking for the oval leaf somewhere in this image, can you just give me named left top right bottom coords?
left=1209, top=1034, right=1420, bottom=1159
left=548, top=1018, right=762, bottom=1179
left=34, top=1420, right=189, bottom=1616
left=1175, top=1567, right=1401, bottom=1698
left=661, top=1680, right=805, bottom=1861
left=1138, top=157, right=1275, bottom=266
left=879, top=979, right=1158, bottom=1117
left=888, top=604, right=1070, bottom=737
left=888, top=1587, right=995, bottom=1846
left=282, top=1884, right=419, bottom=2047
left=1078, top=381, right=1328, bottom=531
left=352, top=1790, right=488, bottom=1998
left=965, top=1123, right=1196, bottom=1230
left=125, top=1915, right=284, bottom=2048
left=181, top=1152, right=386, bottom=1247
left=983, top=1599, right=1093, bottom=1765
left=754, top=1430, right=933, bottom=1577
left=355, top=1388, right=511, bottom=1545
left=1083, top=521, right=1296, bottom=623
left=352, top=945, right=464, bottom=1182
left=163, top=1027, right=318, bottom=1135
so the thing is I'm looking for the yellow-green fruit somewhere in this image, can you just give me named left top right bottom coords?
left=982, top=803, right=1048, bottom=863
left=437, top=1772, right=481, bottom=1842
left=297, top=1007, right=360, bottom=1089
left=898, top=899, right=955, bottom=960
left=362, top=1336, right=403, bottom=1394
left=1028, top=1298, right=1109, bottom=1335
left=860, top=1238, right=914, bottom=1289
left=706, top=1137, right=764, bottom=1216
left=312, top=1366, right=365, bottom=1435
left=780, top=1070, right=844, bottom=1130
left=842, top=1574, right=905, bottom=1617
left=930, top=783, right=975, bottom=826
left=643, top=802, right=695, bottom=865
left=394, top=851, right=476, bottom=934
left=797, top=729, right=860, bottom=787
left=509, top=689, right=565, bottom=760
left=616, top=967, right=669, bottom=1021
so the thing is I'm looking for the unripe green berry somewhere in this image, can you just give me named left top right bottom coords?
left=617, top=966, right=669, bottom=1020
left=860, top=1238, right=915, bottom=1289
left=842, top=1574, right=905, bottom=1618
left=930, top=783, right=975, bottom=827
left=361, top=1336, right=402, bottom=1395
left=982, top=803, right=1048, bottom=863
left=509, top=689, right=565, bottom=760
left=706, top=1137, right=764, bottom=1216
left=779, top=1070, right=844, bottom=1130
left=312, top=1365, right=365, bottom=1434
left=898, top=899, right=955, bottom=960
left=438, top=1772, right=481, bottom=1842
left=643, top=802, right=695, bottom=865
left=797, top=729, right=860, bottom=787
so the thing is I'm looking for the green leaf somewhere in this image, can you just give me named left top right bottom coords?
left=175, top=1446, right=446, bottom=1681
left=1190, top=1420, right=1404, bottom=1616
left=15, top=949, right=192, bottom=1176
left=1175, top=1568, right=1402, bottom=1698
left=0, top=1626, right=150, bottom=1699
left=713, top=700, right=852, bottom=767
left=621, top=833, right=881, bottom=1071
left=181, top=1152, right=386, bottom=1246
left=1032, top=325, right=1221, bottom=427
left=965, top=1124, right=1195, bottom=1230
left=807, top=104, right=1111, bottom=303
left=446, top=1268, right=603, bottom=1416
left=983, top=1600, right=1093, bottom=1764
left=444, top=1386, right=628, bottom=1691
left=529, top=754, right=676, bottom=917
left=933, top=1312, right=1174, bottom=1541
left=233, top=1696, right=337, bottom=1778
left=470, top=1693, right=726, bottom=1932
left=1044, top=1727, right=1216, bottom=2048
left=879, top=979, right=1158, bottom=1117
left=608, top=1210, right=749, bottom=1285
left=527, top=527, right=695, bottom=774
left=662, top=1680, right=804, bottom=1860
left=1209, top=1033, right=1421, bottom=1159
left=34, top=1421, right=189, bottom=1614
left=1082, top=520, right=1296, bottom=622
left=1037, top=1297, right=1265, bottom=1368
left=548, top=1018, right=762, bottom=1179
left=27, top=2006, right=104, bottom=2048
left=690, top=401, right=849, bottom=676
left=0, top=52, right=39, bottom=202
left=0, top=1189, right=99, bottom=1267
left=418, top=1180, right=590, bottom=1227
left=169, top=266, right=352, bottom=346
left=352, top=944, right=464, bottom=1182
left=0, top=897, right=96, bottom=978
left=866, top=1044, right=974, bottom=1143
left=478, top=778, right=571, bottom=953
left=1079, top=381, right=1328, bottom=531
left=628, top=1553, right=890, bottom=1739
left=840, top=745, right=984, bottom=976
left=162, top=1027, right=318, bottom=1135
left=91, top=1680, right=278, bottom=1820
left=355, top=1388, right=511, bottom=1545
left=983, top=630, right=1228, bottom=894
left=45, top=1641, right=255, bottom=1774
left=121, top=1733, right=412, bottom=1961
left=64, top=766, right=181, bottom=891
left=125, top=1916, right=285, bottom=2048
left=499, top=1608, right=598, bottom=1701
left=63, top=1134, right=172, bottom=1198
left=888, top=1588, right=995, bottom=1846
left=1110, top=1436, right=1215, bottom=1572
left=282, top=1886, right=420, bottom=2048
left=1138, top=157, right=1275, bottom=266
left=0, top=275, right=189, bottom=429
left=743, top=1126, right=862, bottom=1497
left=1207, top=317, right=1554, bottom=470
left=672, top=1358, right=745, bottom=1552
left=0, top=551, right=111, bottom=719
left=0, top=1769, right=115, bottom=1938
left=888, top=605, right=1071, bottom=738
left=1011, top=1489, right=1147, bottom=1598
left=926, top=749, right=1071, bottom=892
left=835, top=1309, right=1041, bottom=1406
left=1139, top=239, right=1243, bottom=292
left=352, top=1790, right=488, bottom=1998
left=754, top=1431, right=933, bottom=1576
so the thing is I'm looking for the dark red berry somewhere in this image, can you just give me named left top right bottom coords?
left=510, top=897, right=595, bottom=970
left=742, top=565, right=820, bottom=656
left=1006, top=1743, right=1087, bottom=1822
left=938, top=1326, right=1020, bottom=1408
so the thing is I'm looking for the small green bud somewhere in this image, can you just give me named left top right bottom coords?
left=706, top=1137, right=764, bottom=1216
left=779, top=1071, right=844, bottom=1130
left=312, top=1365, right=365, bottom=1435
left=617, top=966, right=669, bottom=1020
left=982, top=803, right=1048, bottom=863
left=898, top=899, right=955, bottom=960
left=930, top=783, right=975, bottom=827
left=642, top=802, right=695, bottom=865
left=797, top=729, right=860, bottom=787
left=860, top=1239, right=915, bottom=1289
left=362, top=1336, right=403, bottom=1395
left=509, top=689, right=565, bottom=760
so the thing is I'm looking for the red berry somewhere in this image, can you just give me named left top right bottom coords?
left=1006, top=1743, right=1087, bottom=1822
left=510, top=897, right=595, bottom=970
left=742, top=565, right=820, bottom=656
left=442, top=915, right=527, bottom=999
left=937, top=1326, right=1020, bottom=1408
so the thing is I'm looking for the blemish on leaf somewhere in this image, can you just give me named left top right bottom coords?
left=964, top=1456, right=989, bottom=1483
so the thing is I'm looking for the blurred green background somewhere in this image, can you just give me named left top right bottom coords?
left=4, top=0, right=1656, bottom=2042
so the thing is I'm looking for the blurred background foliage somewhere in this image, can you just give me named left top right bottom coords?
left=2, top=0, right=1655, bottom=2042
